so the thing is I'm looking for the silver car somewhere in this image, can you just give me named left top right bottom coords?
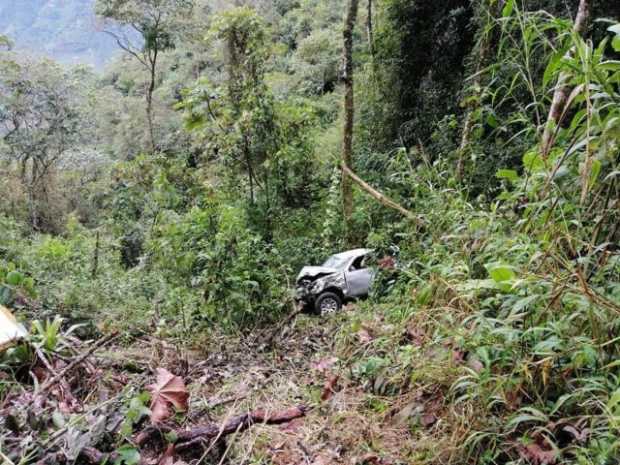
left=295, top=248, right=375, bottom=315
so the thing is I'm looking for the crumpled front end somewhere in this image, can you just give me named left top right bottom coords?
left=295, top=271, right=346, bottom=306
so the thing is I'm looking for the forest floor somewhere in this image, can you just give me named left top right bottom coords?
left=2, top=303, right=453, bottom=465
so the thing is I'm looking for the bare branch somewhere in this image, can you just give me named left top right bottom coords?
left=341, top=163, right=422, bottom=224
left=102, top=29, right=148, bottom=68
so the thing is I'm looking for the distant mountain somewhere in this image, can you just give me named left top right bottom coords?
left=0, top=0, right=120, bottom=67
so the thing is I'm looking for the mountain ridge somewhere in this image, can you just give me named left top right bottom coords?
left=0, top=0, right=119, bottom=67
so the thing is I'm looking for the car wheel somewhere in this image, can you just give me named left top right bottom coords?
left=315, top=292, right=342, bottom=316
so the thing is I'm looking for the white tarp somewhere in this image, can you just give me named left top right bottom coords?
left=0, top=305, right=28, bottom=350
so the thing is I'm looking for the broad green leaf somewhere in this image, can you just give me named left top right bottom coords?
left=114, top=445, right=141, bottom=465
left=534, top=336, right=563, bottom=355
left=5, top=270, right=23, bottom=286
left=486, top=112, right=499, bottom=128
left=502, top=0, right=514, bottom=18
left=543, top=48, right=567, bottom=88
left=496, top=169, right=519, bottom=183
left=52, top=411, right=66, bottom=428
left=523, top=150, right=544, bottom=172
left=507, top=407, right=548, bottom=429
left=486, top=264, right=516, bottom=283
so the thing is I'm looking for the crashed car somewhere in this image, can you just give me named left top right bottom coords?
left=295, top=248, right=374, bottom=315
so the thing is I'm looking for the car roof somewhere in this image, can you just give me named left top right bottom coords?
left=331, top=248, right=373, bottom=260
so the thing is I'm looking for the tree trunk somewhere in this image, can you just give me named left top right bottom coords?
left=540, top=0, right=591, bottom=159
left=243, top=135, right=255, bottom=204
left=146, top=50, right=158, bottom=153
left=367, top=0, right=374, bottom=58
left=456, top=1, right=500, bottom=180
left=92, top=230, right=100, bottom=280
left=342, top=0, right=359, bottom=242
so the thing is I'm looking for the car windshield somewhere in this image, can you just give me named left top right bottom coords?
left=322, top=254, right=350, bottom=270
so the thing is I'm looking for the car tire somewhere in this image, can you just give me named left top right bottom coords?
left=315, top=292, right=342, bottom=316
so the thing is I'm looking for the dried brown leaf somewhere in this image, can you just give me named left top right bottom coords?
left=158, top=444, right=176, bottom=465
left=518, top=442, right=557, bottom=465
left=420, top=413, right=437, bottom=427
left=147, top=368, right=189, bottom=424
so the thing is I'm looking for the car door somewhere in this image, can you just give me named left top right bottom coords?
left=344, top=255, right=373, bottom=297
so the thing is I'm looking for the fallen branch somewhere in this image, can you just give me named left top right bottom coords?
left=34, top=347, right=79, bottom=409
left=38, top=332, right=119, bottom=394
left=134, top=405, right=308, bottom=452
left=341, top=163, right=422, bottom=224
left=0, top=450, right=16, bottom=465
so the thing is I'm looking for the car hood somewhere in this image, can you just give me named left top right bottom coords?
left=296, top=266, right=339, bottom=282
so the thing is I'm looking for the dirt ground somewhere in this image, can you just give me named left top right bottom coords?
left=1, top=309, right=453, bottom=465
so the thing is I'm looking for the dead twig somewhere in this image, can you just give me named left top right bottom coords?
left=34, top=347, right=79, bottom=408
left=38, top=332, right=119, bottom=394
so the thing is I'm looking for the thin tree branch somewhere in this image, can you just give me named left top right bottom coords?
left=101, top=29, right=148, bottom=68
left=341, top=163, right=422, bottom=224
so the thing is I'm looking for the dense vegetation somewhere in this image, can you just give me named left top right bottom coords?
left=1, top=0, right=620, bottom=463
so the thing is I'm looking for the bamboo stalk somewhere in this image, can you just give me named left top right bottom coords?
left=540, top=0, right=591, bottom=159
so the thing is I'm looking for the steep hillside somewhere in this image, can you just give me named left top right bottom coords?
left=0, top=0, right=118, bottom=67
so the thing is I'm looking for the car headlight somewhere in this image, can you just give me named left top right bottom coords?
left=311, top=279, right=326, bottom=293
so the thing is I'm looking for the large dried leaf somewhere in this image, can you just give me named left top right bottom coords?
left=158, top=444, right=187, bottom=465
left=517, top=441, right=557, bottom=465
left=420, top=413, right=437, bottom=427
left=147, top=368, right=189, bottom=424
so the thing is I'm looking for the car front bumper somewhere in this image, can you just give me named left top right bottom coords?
left=295, top=286, right=316, bottom=305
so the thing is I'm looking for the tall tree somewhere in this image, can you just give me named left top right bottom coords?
left=0, top=57, right=87, bottom=230
left=366, top=0, right=374, bottom=58
left=182, top=7, right=275, bottom=205
left=96, top=0, right=194, bottom=153
left=540, top=0, right=591, bottom=159
left=342, top=0, right=359, bottom=241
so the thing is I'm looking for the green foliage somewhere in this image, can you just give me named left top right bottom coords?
left=95, top=0, right=193, bottom=54
left=0, top=262, right=35, bottom=306
left=114, top=444, right=141, bottom=465
left=0, top=54, right=94, bottom=232
left=1, top=2, right=620, bottom=463
left=0, top=34, right=12, bottom=50
left=119, top=392, right=151, bottom=437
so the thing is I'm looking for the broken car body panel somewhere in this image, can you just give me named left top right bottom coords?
left=0, top=305, right=28, bottom=351
left=295, top=249, right=375, bottom=309
left=296, top=266, right=339, bottom=281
